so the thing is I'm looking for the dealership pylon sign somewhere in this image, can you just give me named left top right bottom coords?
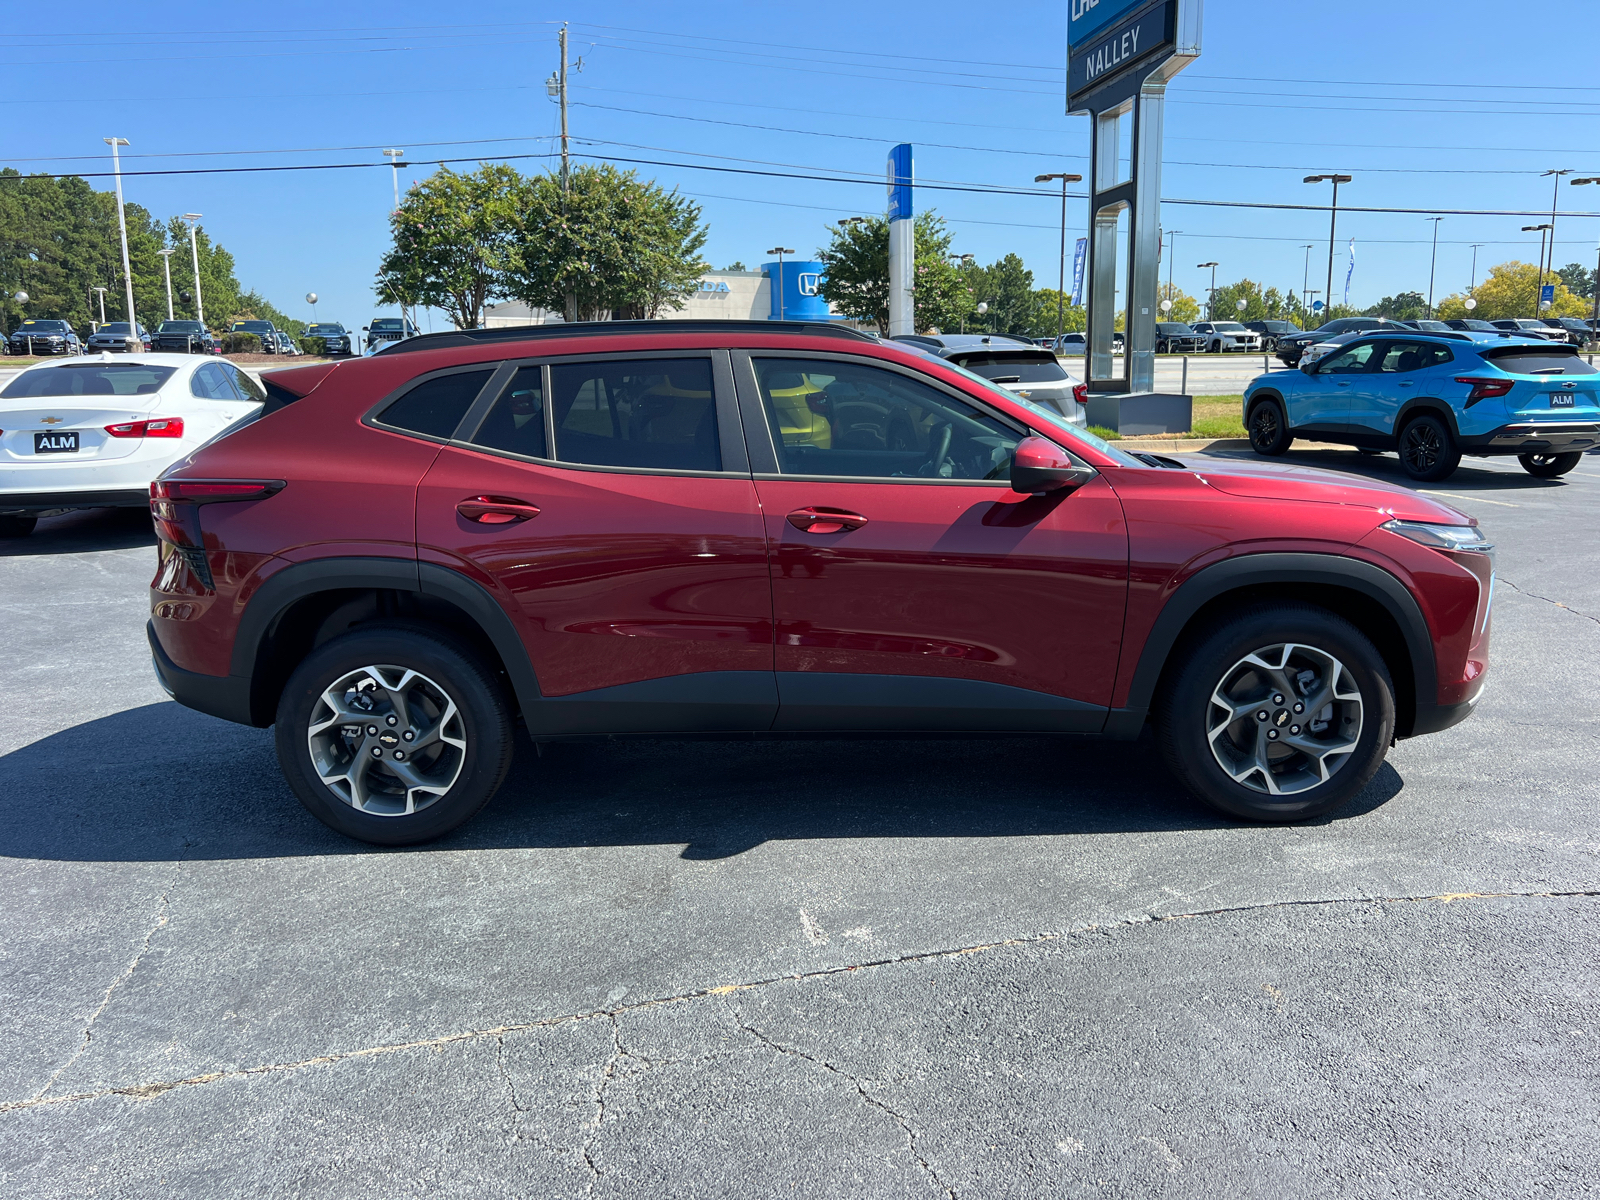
left=1069, top=0, right=1201, bottom=394
left=887, top=143, right=914, bottom=337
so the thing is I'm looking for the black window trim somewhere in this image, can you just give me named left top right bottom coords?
left=730, top=347, right=1051, bottom=487
left=445, top=348, right=749, bottom=479
left=362, top=362, right=507, bottom=445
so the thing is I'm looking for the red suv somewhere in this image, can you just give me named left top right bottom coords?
left=148, top=321, right=1493, bottom=844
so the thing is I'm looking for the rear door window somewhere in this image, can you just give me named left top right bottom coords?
left=1373, top=342, right=1453, bottom=373
left=468, top=366, right=547, bottom=459
left=550, top=358, right=720, bottom=472
left=377, top=369, right=495, bottom=440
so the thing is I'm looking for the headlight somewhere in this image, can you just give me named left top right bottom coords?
left=1381, top=518, right=1493, bottom=557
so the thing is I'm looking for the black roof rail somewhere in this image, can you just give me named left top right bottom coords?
left=373, top=318, right=878, bottom=355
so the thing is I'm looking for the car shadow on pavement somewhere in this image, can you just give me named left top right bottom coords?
left=0, top=701, right=1404, bottom=863
left=0, top=508, right=154, bottom=557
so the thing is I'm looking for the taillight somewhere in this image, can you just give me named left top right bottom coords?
left=149, top=479, right=284, bottom=590
left=1454, top=377, right=1513, bottom=408
left=106, top=417, right=185, bottom=439
left=1072, top=383, right=1089, bottom=408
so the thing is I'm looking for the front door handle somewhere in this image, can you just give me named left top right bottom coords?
left=457, top=495, right=541, bottom=525
left=1397, top=381, right=1415, bottom=388
left=787, top=506, right=868, bottom=534
left=1336, top=381, right=1352, bottom=387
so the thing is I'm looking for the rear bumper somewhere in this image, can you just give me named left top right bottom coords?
left=0, top=487, right=149, bottom=515
left=148, top=620, right=256, bottom=726
left=1460, top=422, right=1600, bottom=454
left=1408, top=696, right=1479, bottom=738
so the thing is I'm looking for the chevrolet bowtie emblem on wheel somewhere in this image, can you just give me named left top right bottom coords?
left=39, top=416, right=63, bottom=425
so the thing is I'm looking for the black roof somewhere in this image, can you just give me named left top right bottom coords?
left=376, top=319, right=876, bottom=355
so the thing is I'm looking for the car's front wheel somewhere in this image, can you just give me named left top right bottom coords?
left=1155, top=603, right=1395, bottom=822
left=274, top=625, right=514, bottom=845
left=1518, top=451, right=1582, bottom=478
left=1247, top=397, right=1291, bottom=455
left=1397, top=413, right=1460, bottom=481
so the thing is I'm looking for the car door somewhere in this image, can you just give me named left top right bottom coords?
left=1357, top=340, right=1454, bottom=439
left=414, top=351, right=776, bottom=736
left=734, top=351, right=1128, bottom=733
left=1292, top=340, right=1378, bottom=435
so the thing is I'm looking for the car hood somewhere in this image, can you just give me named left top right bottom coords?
left=1166, top=455, right=1468, bottom=522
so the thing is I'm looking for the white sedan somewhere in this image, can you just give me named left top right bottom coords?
left=0, top=353, right=265, bottom=537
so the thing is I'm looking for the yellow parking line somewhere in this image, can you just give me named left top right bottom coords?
left=1419, top=490, right=1520, bottom=508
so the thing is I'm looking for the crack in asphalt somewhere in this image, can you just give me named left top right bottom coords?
left=30, top=869, right=180, bottom=1102
left=579, top=1014, right=624, bottom=1197
left=1499, top=578, right=1600, bottom=627
left=737, top=1011, right=957, bottom=1199
left=4, top=887, right=1596, bottom=1117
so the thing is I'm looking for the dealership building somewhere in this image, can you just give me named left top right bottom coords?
left=482, top=260, right=838, bottom=326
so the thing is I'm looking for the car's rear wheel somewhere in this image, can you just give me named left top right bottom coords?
left=1155, top=603, right=1395, bottom=822
left=1397, top=413, right=1460, bottom=481
left=1518, top=451, right=1582, bottom=478
left=0, top=516, right=37, bottom=538
left=1247, top=398, right=1291, bottom=456
left=274, top=625, right=514, bottom=845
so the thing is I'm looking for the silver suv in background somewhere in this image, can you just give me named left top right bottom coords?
left=1191, top=321, right=1263, bottom=353
left=892, top=333, right=1088, bottom=425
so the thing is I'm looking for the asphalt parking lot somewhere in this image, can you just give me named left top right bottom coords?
left=2, top=449, right=1597, bottom=1198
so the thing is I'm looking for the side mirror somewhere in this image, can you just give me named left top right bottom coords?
left=1011, top=436, right=1096, bottom=495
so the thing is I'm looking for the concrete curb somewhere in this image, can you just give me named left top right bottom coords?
left=1111, top=437, right=1344, bottom=454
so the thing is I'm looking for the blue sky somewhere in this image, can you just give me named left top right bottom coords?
left=9, top=0, right=1600, bottom=328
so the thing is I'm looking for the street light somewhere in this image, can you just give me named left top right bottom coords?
left=1424, top=217, right=1444, bottom=318
left=180, top=214, right=205, bottom=326
left=1196, top=262, right=1219, bottom=320
left=104, top=137, right=137, bottom=337
left=1523, top=224, right=1554, bottom=312
left=1468, top=242, right=1485, bottom=294
left=1300, top=244, right=1316, bottom=321
left=766, top=247, right=795, bottom=322
left=1035, top=172, right=1083, bottom=343
left=1164, top=229, right=1183, bottom=318
left=1541, top=169, right=1572, bottom=293
left=383, top=149, right=405, bottom=213
left=837, top=216, right=870, bottom=228
left=157, top=248, right=177, bottom=321
left=92, top=287, right=107, bottom=327
left=1304, top=174, right=1352, bottom=324
left=1571, top=178, right=1600, bottom=334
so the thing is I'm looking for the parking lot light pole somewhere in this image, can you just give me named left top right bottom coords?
left=766, top=248, right=795, bottom=322
left=1165, top=230, right=1182, bottom=305
left=1034, top=172, right=1082, bottom=343
left=1300, top=244, right=1315, bottom=321
left=383, top=149, right=404, bottom=213
left=92, top=287, right=107, bottom=327
left=181, top=214, right=204, bottom=327
left=1523, top=224, right=1553, bottom=314
left=157, top=249, right=176, bottom=322
left=1197, top=262, right=1218, bottom=320
left=1467, top=242, right=1484, bottom=294
left=1304, top=174, right=1352, bottom=323
left=103, top=138, right=136, bottom=337
left=1570, top=179, right=1600, bottom=335
left=1424, top=217, right=1444, bottom=318
left=1541, top=169, right=1572, bottom=293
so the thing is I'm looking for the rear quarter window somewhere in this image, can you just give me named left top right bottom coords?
left=375, top=369, right=495, bottom=439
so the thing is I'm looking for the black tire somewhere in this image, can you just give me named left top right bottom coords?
left=0, top=516, right=37, bottom=538
left=274, top=624, right=514, bottom=845
left=1397, top=413, right=1460, bottom=482
left=1155, top=603, right=1395, bottom=822
left=1247, top=397, right=1291, bottom=456
left=1518, top=451, right=1581, bottom=478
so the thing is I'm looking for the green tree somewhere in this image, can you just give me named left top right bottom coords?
left=816, top=212, right=971, bottom=334
left=1028, top=288, right=1086, bottom=337
left=376, top=163, right=521, bottom=330
left=1557, top=262, right=1594, bottom=300
left=1436, top=260, right=1590, bottom=321
left=1364, top=291, right=1427, bottom=320
left=723, top=261, right=747, bottom=272
left=965, top=253, right=1034, bottom=336
left=1157, top=282, right=1200, bottom=325
left=509, top=164, right=709, bottom=321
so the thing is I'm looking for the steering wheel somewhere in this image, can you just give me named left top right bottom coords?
left=923, top=422, right=953, bottom=477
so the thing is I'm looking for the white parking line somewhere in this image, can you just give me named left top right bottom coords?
left=1419, top=490, right=1521, bottom=508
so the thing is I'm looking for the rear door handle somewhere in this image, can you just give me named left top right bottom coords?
left=457, top=495, right=541, bottom=525
left=787, top=506, right=868, bottom=534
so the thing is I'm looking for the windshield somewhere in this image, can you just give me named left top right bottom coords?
left=923, top=354, right=1141, bottom=467
left=2, top=363, right=176, bottom=398
left=99, top=323, right=132, bottom=334
left=370, top=319, right=405, bottom=330
left=950, top=352, right=1069, bottom=384
left=233, top=321, right=273, bottom=332
left=17, top=320, right=68, bottom=331
left=1411, top=320, right=1452, bottom=331
left=308, top=324, right=344, bottom=334
left=1157, top=323, right=1195, bottom=335
left=1213, top=322, right=1247, bottom=332
left=158, top=321, right=203, bottom=333
left=1454, top=320, right=1496, bottom=330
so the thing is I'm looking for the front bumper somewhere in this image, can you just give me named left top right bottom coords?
left=0, top=487, right=150, bottom=515
left=1461, top=422, right=1600, bottom=454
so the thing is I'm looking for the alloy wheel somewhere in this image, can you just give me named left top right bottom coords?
left=306, top=664, right=467, bottom=816
left=1250, top=404, right=1281, bottom=449
left=1206, top=642, right=1364, bottom=796
left=1402, top=423, right=1441, bottom=472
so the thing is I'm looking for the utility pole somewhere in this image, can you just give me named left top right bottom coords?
left=1424, top=217, right=1444, bottom=319
left=559, top=24, right=570, bottom=195
left=181, top=214, right=205, bottom=327
left=158, top=248, right=176, bottom=321
left=1304, top=174, right=1352, bottom=325
left=104, top=138, right=136, bottom=336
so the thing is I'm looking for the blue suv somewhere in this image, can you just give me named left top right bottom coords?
left=1243, top=332, right=1600, bottom=481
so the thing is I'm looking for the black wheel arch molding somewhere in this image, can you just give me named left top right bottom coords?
left=1105, top=551, right=1441, bottom=742
left=1393, top=396, right=1461, bottom=440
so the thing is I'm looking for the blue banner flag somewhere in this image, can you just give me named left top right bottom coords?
left=1070, top=237, right=1088, bottom=306
left=1344, top=239, right=1355, bottom=307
